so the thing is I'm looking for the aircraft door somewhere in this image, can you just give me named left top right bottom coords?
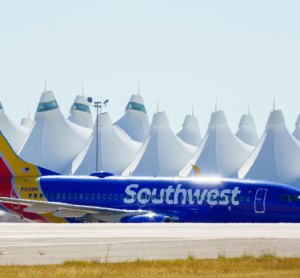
left=10, top=186, right=20, bottom=210
left=254, top=189, right=267, bottom=213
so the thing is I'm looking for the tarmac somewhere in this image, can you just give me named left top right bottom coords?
left=0, top=223, right=300, bottom=265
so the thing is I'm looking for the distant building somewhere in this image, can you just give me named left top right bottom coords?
left=65, top=112, right=142, bottom=175
left=0, top=102, right=29, bottom=153
left=114, top=94, right=150, bottom=143
left=180, top=110, right=254, bottom=177
left=123, top=110, right=196, bottom=177
left=67, top=94, right=93, bottom=129
left=19, top=90, right=91, bottom=174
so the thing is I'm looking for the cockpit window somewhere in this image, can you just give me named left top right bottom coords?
left=126, top=102, right=147, bottom=114
left=281, top=194, right=300, bottom=202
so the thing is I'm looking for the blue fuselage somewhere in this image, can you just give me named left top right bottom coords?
left=37, top=176, right=300, bottom=223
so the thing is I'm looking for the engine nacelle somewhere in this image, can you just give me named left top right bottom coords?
left=123, top=213, right=174, bottom=223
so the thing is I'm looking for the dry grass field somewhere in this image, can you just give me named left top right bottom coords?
left=0, top=256, right=300, bottom=278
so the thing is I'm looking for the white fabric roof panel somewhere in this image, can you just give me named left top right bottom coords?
left=0, top=104, right=29, bottom=153
left=18, top=91, right=92, bottom=174
left=292, top=114, right=300, bottom=141
left=123, top=111, right=197, bottom=177
left=67, top=95, right=93, bottom=129
left=235, top=114, right=259, bottom=147
left=180, top=110, right=254, bottom=177
left=65, top=112, right=142, bottom=175
left=176, top=115, right=202, bottom=147
left=114, top=94, right=150, bottom=143
left=238, top=110, right=300, bottom=189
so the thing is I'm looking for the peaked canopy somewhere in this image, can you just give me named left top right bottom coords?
left=18, top=91, right=92, bottom=174
left=67, top=95, right=93, bottom=129
left=292, top=114, right=300, bottom=141
left=20, top=109, right=33, bottom=129
left=65, top=112, right=142, bottom=175
left=123, top=111, right=197, bottom=177
left=0, top=102, right=29, bottom=153
left=114, top=94, right=150, bottom=143
left=180, top=110, right=254, bottom=177
left=238, top=110, right=300, bottom=189
left=235, top=114, right=259, bottom=146
left=176, top=114, right=202, bottom=147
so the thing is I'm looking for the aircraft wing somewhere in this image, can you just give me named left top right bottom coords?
left=0, top=197, right=149, bottom=223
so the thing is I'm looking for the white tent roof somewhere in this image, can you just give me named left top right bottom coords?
left=238, top=110, right=300, bottom=189
left=114, top=94, right=150, bottom=143
left=20, top=108, right=33, bottom=129
left=18, top=91, right=92, bottom=174
left=235, top=114, right=259, bottom=146
left=180, top=110, right=254, bottom=177
left=123, top=111, right=197, bottom=177
left=292, top=114, right=300, bottom=141
left=67, top=95, right=93, bottom=129
left=0, top=102, right=29, bottom=153
left=176, top=114, right=202, bottom=147
left=65, top=112, right=142, bottom=176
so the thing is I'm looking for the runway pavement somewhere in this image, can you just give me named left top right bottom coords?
left=0, top=223, right=300, bottom=265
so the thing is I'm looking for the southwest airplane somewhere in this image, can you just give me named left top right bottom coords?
left=0, top=133, right=300, bottom=223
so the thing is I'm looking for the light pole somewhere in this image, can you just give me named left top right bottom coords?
left=87, top=98, right=109, bottom=172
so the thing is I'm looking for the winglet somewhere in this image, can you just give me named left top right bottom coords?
left=191, top=164, right=201, bottom=176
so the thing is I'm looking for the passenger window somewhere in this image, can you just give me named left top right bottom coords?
left=39, top=193, right=43, bottom=198
left=114, top=194, right=118, bottom=200
left=180, top=195, right=184, bottom=201
left=228, top=196, right=231, bottom=201
left=120, top=194, right=124, bottom=200
left=246, top=196, right=250, bottom=202
left=108, top=194, right=112, bottom=200
left=186, top=196, right=189, bottom=201
left=204, top=196, right=207, bottom=201
left=240, top=196, right=244, bottom=202
left=234, top=196, right=238, bottom=201
left=68, top=193, right=72, bottom=200
left=79, top=193, right=83, bottom=200
left=85, top=193, right=89, bottom=200
left=91, top=194, right=95, bottom=200
left=192, top=196, right=196, bottom=202
left=50, top=193, right=54, bottom=199
left=45, top=193, right=48, bottom=199
left=210, top=196, right=214, bottom=201
left=163, top=195, right=166, bottom=201
left=222, top=196, right=225, bottom=201
left=147, top=195, right=150, bottom=200
left=152, top=195, right=155, bottom=200
left=198, top=196, right=201, bottom=201
left=169, top=195, right=172, bottom=200
left=126, top=195, right=130, bottom=200
left=29, top=193, right=32, bottom=199
left=62, top=193, right=66, bottom=200
left=34, top=193, right=37, bottom=199
left=157, top=195, right=161, bottom=200
left=56, top=193, right=60, bottom=199
left=73, top=193, right=78, bottom=200
left=289, top=195, right=297, bottom=202
left=133, top=194, right=137, bottom=200
left=97, top=194, right=101, bottom=200
left=103, top=194, right=106, bottom=200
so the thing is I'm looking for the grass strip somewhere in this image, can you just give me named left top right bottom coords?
left=0, top=257, right=300, bottom=278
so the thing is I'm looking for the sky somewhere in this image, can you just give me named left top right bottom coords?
left=1, top=0, right=300, bottom=137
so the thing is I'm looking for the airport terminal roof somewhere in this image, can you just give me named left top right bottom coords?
left=114, top=94, right=150, bottom=143
left=0, top=102, right=29, bottom=153
left=238, top=109, right=300, bottom=189
left=123, top=110, right=197, bottom=177
left=180, top=110, right=254, bottom=177
left=18, top=90, right=92, bottom=174
left=67, top=94, right=93, bottom=129
left=176, top=112, right=202, bottom=147
left=65, top=111, right=142, bottom=175
left=292, top=114, right=300, bottom=142
left=235, top=112, right=259, bottom=147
